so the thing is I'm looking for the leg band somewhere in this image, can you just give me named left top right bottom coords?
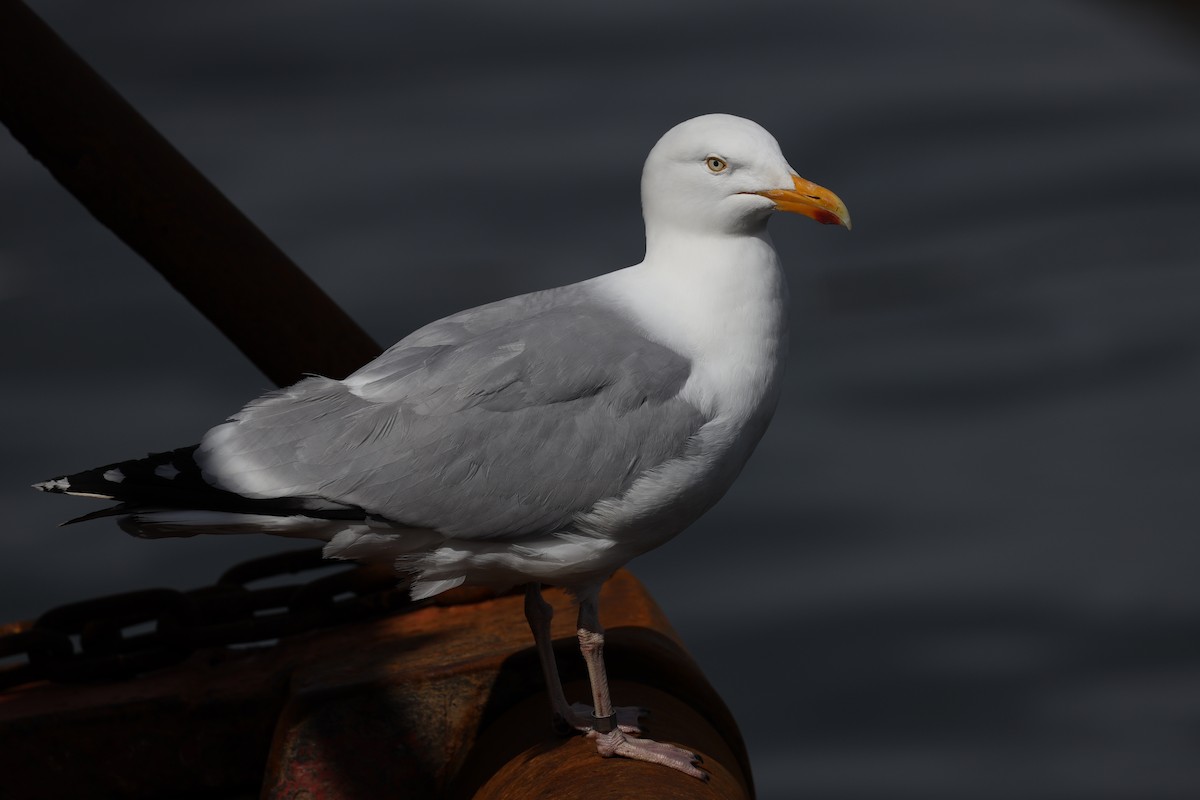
left=592, top=711, right=618, bottom=734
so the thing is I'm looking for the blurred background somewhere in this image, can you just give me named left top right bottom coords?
left=2, top=1, right=1199, bottom=797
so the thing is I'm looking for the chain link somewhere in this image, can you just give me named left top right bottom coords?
left=0, top=547, right=417, bottom=691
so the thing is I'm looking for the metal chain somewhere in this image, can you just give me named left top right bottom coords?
left=0, top=547, right=420, bottom=691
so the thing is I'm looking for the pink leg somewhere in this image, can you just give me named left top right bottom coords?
left=523, top=584, right=642, bottom=734
left=574, top=584, right=708, bottom=781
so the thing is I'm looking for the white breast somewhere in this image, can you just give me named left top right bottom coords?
left=570, top=230, right=790, bottom=557
left=599, top=229, right=789, bottom=424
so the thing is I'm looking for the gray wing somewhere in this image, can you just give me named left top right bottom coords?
left=197, top=287, right=707, bottom=539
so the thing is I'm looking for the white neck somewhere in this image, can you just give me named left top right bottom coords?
left=598, top=227, right=790, bottom=420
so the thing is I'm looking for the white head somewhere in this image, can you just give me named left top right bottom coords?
left=640, top=113, right=850, bottom=239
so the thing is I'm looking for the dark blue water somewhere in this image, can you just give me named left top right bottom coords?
left=3, top=2, right=1199, bottom=797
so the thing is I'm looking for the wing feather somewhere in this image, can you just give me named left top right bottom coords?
left=198, top=289, right=706, bottom=539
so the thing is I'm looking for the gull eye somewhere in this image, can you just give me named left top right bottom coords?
left=705, top=156, right=729, bottom=173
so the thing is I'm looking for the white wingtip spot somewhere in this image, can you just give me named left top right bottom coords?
left=154, top=464, right=181, bottom=480
left=103, top=468, right=125, bottom=483
left=33, top=477, right=70, bottom=492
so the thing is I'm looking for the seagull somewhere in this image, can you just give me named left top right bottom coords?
left=34, top=113, right=850, bottom=779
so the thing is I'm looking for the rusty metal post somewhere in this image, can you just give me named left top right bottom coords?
left=452, top=683, right=749, bottom=799
left=258, top=572, right=755, bottom=799
left=0, top=571, right=754, bottom=798
left=0, top=0, right=381, bottom=385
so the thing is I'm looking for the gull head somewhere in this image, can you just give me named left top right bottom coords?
left=641, top=113, right=850, bottom=237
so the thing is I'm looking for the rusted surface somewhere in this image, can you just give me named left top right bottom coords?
left=0, top=571, right=754, bottom=799
left=452, top=683, right=750, bottom=800
left=0, top=638, right=290, bottom=798
left=263, top=571, right=753, bottom=798
left=0, top=0, right=381, bottom=385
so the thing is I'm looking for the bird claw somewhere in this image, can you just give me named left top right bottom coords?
left=587, top=729, right=709, bottom=781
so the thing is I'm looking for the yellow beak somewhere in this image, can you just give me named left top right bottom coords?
left=754, top=175, right=851, bottom=230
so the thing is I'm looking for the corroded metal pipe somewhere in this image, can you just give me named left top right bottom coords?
left=450, top=684, right=752, bottom=798
left=259, top=574, right=754, bottom=799
left=0, top=572, right=754, bottom=798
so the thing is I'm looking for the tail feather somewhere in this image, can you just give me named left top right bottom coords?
left=62, top=503, right=134, bottom=527
left=34, top=446, right=204, bottom=505
left=34, top=445, right=367, bottom=524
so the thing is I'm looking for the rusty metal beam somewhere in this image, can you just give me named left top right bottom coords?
left=0, top=571, right=754, bottom=799
left=0, top=0, right=381, bottom=386
left=453, top=681, right=750, bottom=799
